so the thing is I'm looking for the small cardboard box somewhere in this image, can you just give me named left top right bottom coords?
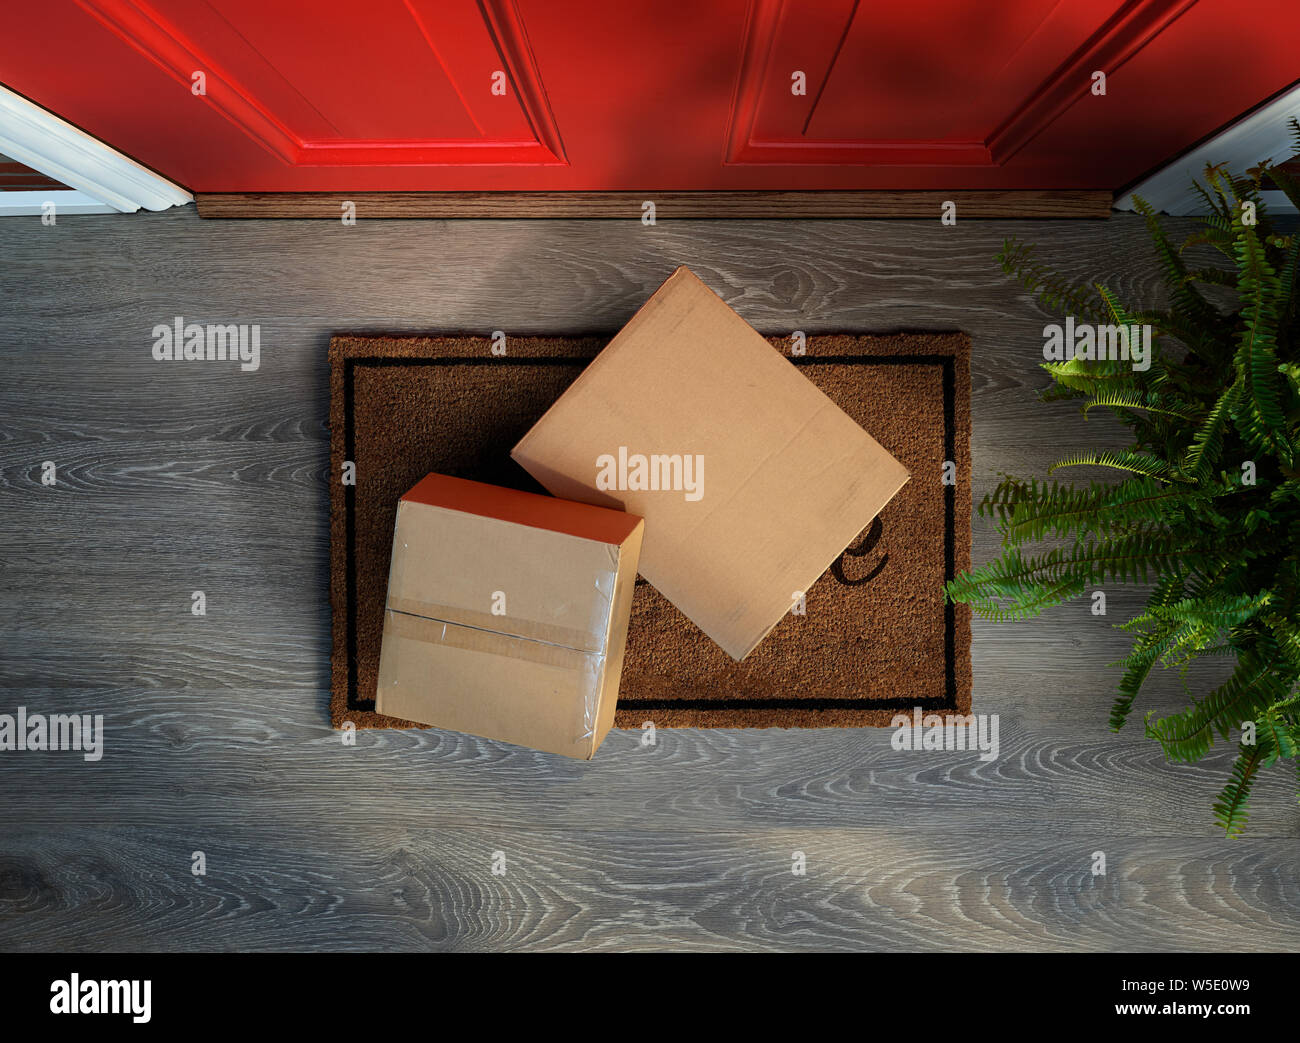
left=375, top=473, right=644, bottom=759
left=512, top=265, right=910, bottom=661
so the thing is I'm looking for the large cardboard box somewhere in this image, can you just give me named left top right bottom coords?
left=375, top=473, right=644, bottom=759
left=512, top=266, right=910, bottom=660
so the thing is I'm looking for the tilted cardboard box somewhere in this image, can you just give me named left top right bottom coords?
left=375, top=473, right=644, bottom=759
left=512, top=265, right=910, bottom=661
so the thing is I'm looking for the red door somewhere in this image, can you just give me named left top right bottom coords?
left=2, top=0, right=1296, bottom=193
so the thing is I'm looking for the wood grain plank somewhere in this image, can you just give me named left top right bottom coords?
left=195, top=190, right=1114, bottom=220
left=1, top=826, right=1294, bottom=952
left=1, top=206, right=1296, bottom=951
left=1, top=683, right=1292, bottom=837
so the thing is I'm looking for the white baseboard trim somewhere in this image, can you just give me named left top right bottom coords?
left=1116, top=82, right=1300, bottom=216
left=0, top=189, right=118, bottom=216
left=0, top=84, right=192, bottom=213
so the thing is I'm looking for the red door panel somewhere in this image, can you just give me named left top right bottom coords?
left=200, top=3, right=489, bottom=140
left=801, top=1, right=1098, bottom=142
left=1, top=0, right=1296, bottom=193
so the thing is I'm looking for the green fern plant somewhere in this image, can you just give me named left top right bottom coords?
left=946, top=125, right=1300, bottom=836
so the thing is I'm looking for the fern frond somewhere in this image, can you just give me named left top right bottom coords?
left=1257, top=709, right=1300, bottom=764
left=1183, top=381, right=1240, bottom=478
left=1231, top=215, right=1292, bottom=464
left=989, top=477, right=1188, bottom=545
left=1182, top=266, right=1237, bottom=288
left=1146, top=655, right=1288, bottom=762
left=1147, top=591, right=1271, bottom=630
left=1132, top=193, right=1226, bottom=352
left=1213, top=741, right=1265, bottom=837
left=1275, top=231, right=1299, bottom=323
left=1110, top=642, right=1158, bottom=731
left=1082, top=390, right=1193, bottom=420
left=999, top=239, right=1108, bottom=322
left=1040, top=357, right=1137, bottom=396
left=948, top=532, right=1205, bottom=618
left=1261, top=614, right=1300, bottom=673
left=1049, top=449, right=1184, bottom=483
left=1263, top=156, right=1300, bottom=214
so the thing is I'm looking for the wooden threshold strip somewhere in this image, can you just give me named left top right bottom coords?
left=195, top=190, right=1113, bottom=220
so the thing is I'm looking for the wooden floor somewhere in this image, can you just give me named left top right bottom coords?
left=1, top=207, right=1296, bottom=952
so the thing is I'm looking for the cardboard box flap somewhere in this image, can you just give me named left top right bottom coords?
left=403, top=472, right=641, bottom=545
left=388, top=497, right=638, bottom=654
left=378, top=609, right=605, bottom=758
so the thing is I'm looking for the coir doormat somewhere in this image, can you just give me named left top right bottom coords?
left=329, top=332, right=971, bottom=730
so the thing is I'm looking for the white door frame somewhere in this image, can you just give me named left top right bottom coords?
left=1116, top=82, right=1300, bottom=216
left=0, top=83, right=191, bottom=215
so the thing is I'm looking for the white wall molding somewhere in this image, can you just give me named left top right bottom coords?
left=0, top=189, right=116, bottom=216
left=0, top=84, right=191, bottom=213
left=1116, top=82, right=1300, bottom=216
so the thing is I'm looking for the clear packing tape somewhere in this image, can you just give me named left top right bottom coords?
left=383, top=562, right=618, bottom=750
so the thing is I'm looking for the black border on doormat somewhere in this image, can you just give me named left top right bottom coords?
left=342, top=352, right=958, bottom=716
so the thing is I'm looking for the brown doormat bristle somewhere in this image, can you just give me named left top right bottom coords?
left=329, top=332, right=971, bottom=732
